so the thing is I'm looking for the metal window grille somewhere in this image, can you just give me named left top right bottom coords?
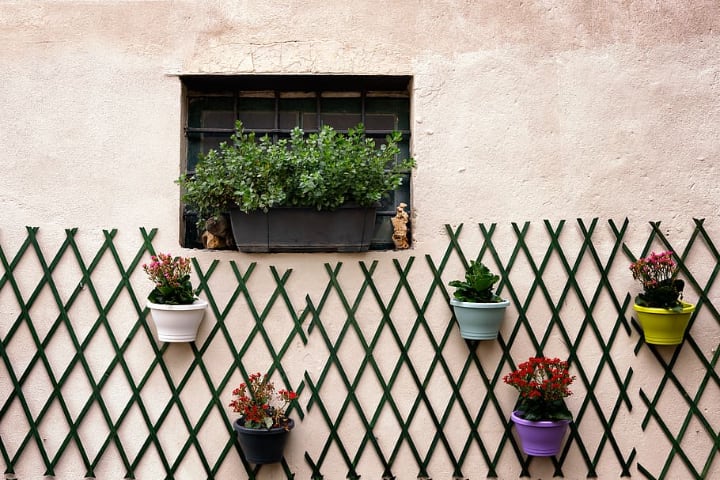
left=180, top=75, right=413, bottom=250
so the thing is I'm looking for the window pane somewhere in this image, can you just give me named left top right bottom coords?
left=187, top=132, right=231, bottom=171
left=321, top=113, right=363, bottom=130
left=320, top=97, right=362, bottom=129
left=364, top=113, right=396, bottom=130
left=366, top=97, right=410, bottom=130
left=371, top=217, right=395, bottom=250
left=188, top=97, right=234, bottom=129
left=237, top=97, right=275, bottom=129
left=279, top=97, right=316, bottom=129
left=202, top=110, right=235, bottom=128
left=278, top=111, right=300, bottom=129
left=237, top=111, right=275, bottom=129
left=302, top=113, right=319, bottom=129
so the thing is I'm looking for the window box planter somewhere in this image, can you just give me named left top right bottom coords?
left=229, top=205, right=376, bottom=253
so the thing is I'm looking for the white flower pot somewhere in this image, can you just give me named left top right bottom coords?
left=147, top=298, right=208, bottom=342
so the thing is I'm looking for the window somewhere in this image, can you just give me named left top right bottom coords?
left=180, top=75, right=413, bottom=250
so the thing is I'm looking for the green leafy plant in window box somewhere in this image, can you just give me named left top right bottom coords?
left=177, top=121, right=415, bottom=252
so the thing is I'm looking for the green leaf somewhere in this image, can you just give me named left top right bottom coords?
left=178, top=121, right=415, bottom=222
left=449, top=261, right=503, bottom=303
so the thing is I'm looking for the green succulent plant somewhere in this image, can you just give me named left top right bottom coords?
left=449, top=261, right=504, bottom=303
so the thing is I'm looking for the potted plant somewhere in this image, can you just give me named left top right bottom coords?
left=177, top=121, right=415, bottom=252
left=503, top=357, right=576, bottom=456
left=142, top=253, right=208, bottom=342
left=229, top=372, right=298, bottom=464
left=448, top=261, right=510, bottom=340
left=629, top=250, right=695, bottom=345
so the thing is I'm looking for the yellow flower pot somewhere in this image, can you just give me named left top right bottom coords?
left=633, top=301, right=695, bottom=345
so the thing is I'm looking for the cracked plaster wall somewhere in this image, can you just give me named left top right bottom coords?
left=0, top=1, right=718, bottom=250
left=0, top=1, right=718, bottom=252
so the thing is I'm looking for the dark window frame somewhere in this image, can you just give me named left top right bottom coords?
left=180, top=74, right=413, bottom=250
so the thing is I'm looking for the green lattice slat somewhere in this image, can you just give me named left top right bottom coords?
left=2, top=219, right=719, bottom=479
left=189, top=258, right=254, bottom=477
left=354, top=259, right=422, bottom=478
left=50, top=228, right=155, bottom=477
left=0, top=228, right=158, bottom=476
left=121, top=257, right=246, bottom=479
left=547, top=218, right=635, bottom=476
left=120, top=230, right=233, bottom=478
left=370, top=249, right=482, bottom=479
left=624, top=220, right=720, bottom=479
left=456, top=222, right=546, bottom=476
left=64, top=228, right=173, bottom=479
left=386, top=256, right=465, bottom=478
left=47, top=228, right=163, bottom=478
left=229, top=262, right=307, bottom=477
left=489, top=220, right=578, bottom=475
left=193, top=260, right=307, bottom=478
left=542, top=219, right=633, bottom=474
left=472, top=219, right=635, bottom=477
left=306, top=261, right=418, bottom=479
left=304, top=255, right=473, bottom=479
left=0, top=434, right=8, bottom=472
left=427, top=224, right=517, bottom=477
left=0, top=227, right=58, bottom=474
left=484, top=220, right=581, bottom=476
left=303, top=262, right=382, bottom=479
left=636, top=344, right=720, bottom=479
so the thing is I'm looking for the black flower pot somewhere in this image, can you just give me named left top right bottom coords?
left=232, top=418, right=294, bottom=464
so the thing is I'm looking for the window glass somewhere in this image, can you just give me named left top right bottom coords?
left=319, top=96, right=363, bottom=129
left=366, top=97, right=411, bottom=130
left=186, top=131, right=231, bottom=171
left=279, top=97, right=316, bottom=130
left=236, top=97, right=275, bottom=129
left=364, top=114, right=397, bottom=130
left=188, top=97, right=234, bottom=128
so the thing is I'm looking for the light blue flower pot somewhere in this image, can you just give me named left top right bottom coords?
left=450, top=298, right=510, bottom=340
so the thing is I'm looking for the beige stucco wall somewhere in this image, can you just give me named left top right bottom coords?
left=1, top=1, right=719, bottom=479
left=1, top=1, right=718, bottom=246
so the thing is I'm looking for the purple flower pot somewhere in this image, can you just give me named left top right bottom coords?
left=510, top=410, right=570, bottom=456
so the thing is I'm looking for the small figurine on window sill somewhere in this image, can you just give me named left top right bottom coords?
left=201, top=215, right=236, bottom=249
left=391, top=203, right=410, bottom=249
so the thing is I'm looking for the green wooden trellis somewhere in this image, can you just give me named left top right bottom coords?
left=0, top=219, right=718, bottom=479
left=627, top=219, right=720, bottom=480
